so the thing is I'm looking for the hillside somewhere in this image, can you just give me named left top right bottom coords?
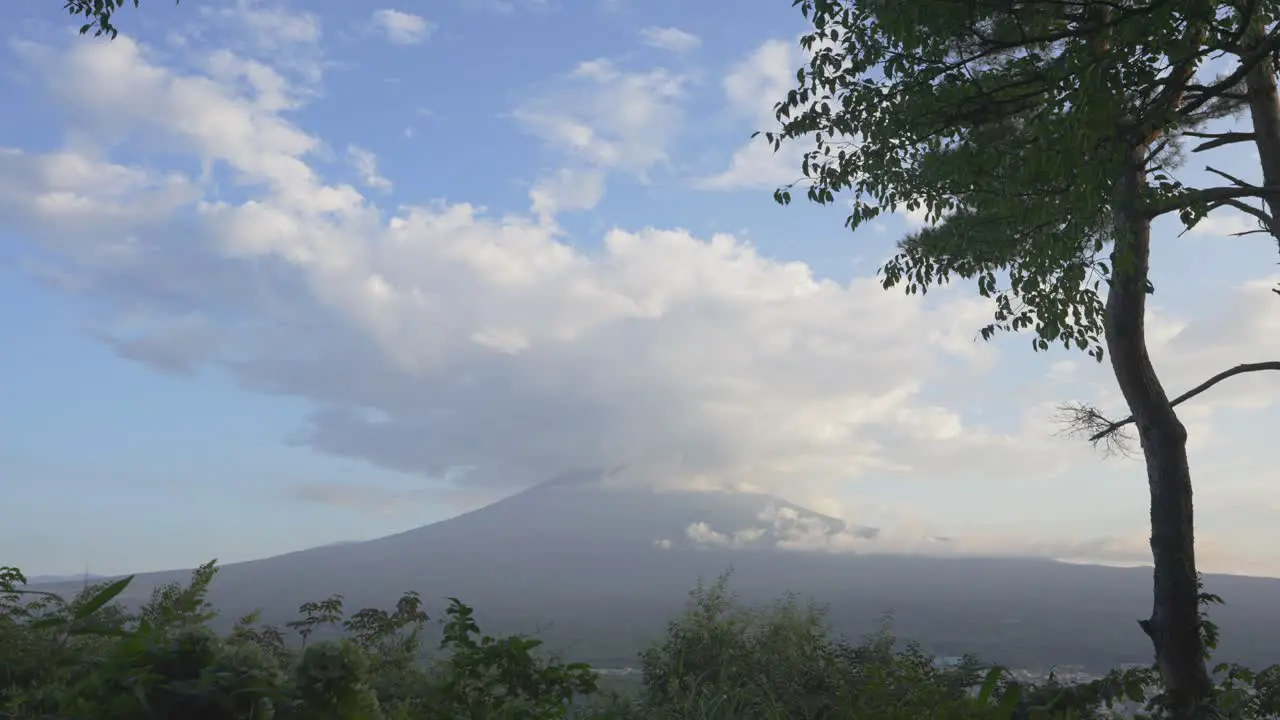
left=35, top=471, right=1280, bottom=672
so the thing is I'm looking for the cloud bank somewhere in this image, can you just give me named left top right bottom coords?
left=0, top=29, right=1026, bottom=500
left=5, top=6, right=1280, bottom=574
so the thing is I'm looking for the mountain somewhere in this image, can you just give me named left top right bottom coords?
left=23, top=573, right=105, bottom=585
left=32, top=470, right=1280, bottom=672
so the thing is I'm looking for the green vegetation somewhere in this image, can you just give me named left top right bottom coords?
left=763, top=1, right=1280, bottom=715
left=63, top=0, right=177, bottom=38
left=4, top=561, right=1280, bottom=719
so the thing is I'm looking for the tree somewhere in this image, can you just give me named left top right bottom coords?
left=63, top=0, right=178, bottom=39
left=763, top=1, right=1280, bottom=716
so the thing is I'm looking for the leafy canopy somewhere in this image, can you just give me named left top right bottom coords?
left=63, top=0, right=179, bottom=38
left=765, top=0, right=1260, bottom=358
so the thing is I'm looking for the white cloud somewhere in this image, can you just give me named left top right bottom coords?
left=192, top=0, right=325, bottom=84
left=201, top=1, right=323, bottom=49
left=722, top=40, right=795, bottom=124
left=1188, top=205, right=1260, bottom=237
left=901, top=205, right=931, bottom=227
left=513, top=58, right=686, bottom=175
left=1128, top=276, right=1280, bottom=419
left=699, top=38, right=809, bottom=191
left=685, top=522, right=765, bottom=549
left=1044, top=275, right=1280, bottom=458
left=8, top=32, right=1280, bottom=574
left=639, top=26, right=700, bottom=53
left=698, top=138, right=803, bottom=190
left=529, top=168, right=605, bottom=219
left=0, top=148, right=197, bottom=234
left=678, top=506, right=1159, bottom=568
left=346, top=145, right=393, bottom=192
left=2, top=35, right=1038, bottom=502
left=369, top=9, right=434, bottom=45
left=458, top=0, right=551, bottom=13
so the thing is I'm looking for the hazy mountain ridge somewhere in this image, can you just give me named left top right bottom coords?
left=24, top=573, right=106, bottom=585
left=31, top=472, right=1280, bottom=672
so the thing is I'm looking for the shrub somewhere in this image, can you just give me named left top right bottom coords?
left=0, top=562, right=599, bottom=720
left=4, top=561, right=1280, bottom=719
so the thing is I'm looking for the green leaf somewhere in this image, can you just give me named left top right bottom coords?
left=28, top=615, right=70, bottom=631
left=978, top=666, right=1003, bottom=705
left=996, top=682, right=1023, bottom=719
left=1124, top=680, right=1146, bottom=703
left=73, top=574, right=134, bottom=621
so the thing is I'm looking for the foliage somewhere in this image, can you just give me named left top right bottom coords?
left=63, top=0, right=179, bottom=39
left=762, top=2, right=1280, bottom=714
left=0, top=561, right=599, bottom=720
left=5, top=561, right=1280, bottom=718
left=763, top=0, right=1270, bottom=357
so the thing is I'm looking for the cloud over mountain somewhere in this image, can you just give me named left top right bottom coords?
left=0, top=29, right=1061, bottom=508
left=4, top=2, right=1280, bottom=577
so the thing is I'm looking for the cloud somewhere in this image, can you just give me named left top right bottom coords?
left=698, top=137, right=803, bottom=191
left=675, top=505, right=1159, bottom=567
left=685, top=522, right=767, bottom=549
left=528, top=168, right=605, bottom=219
left=369, top=9, right=434, bottom=45
left=639, top=26, right=700, bottom=53
left=457, top=0, right=551, bottom=13
left=722, top=39, right=797, bottom=127
left=513, top=58, right=686, bottom=175
left=699, top=39, right=808, bottom=190
left=89, top=312, right=224, bottom=377
left=1123, top=277, right=1280, bottom=434
left=1188, top=205, right=1260, bottom=237
left=192, top=0, right=325, bottom=84
left=8, top=30, right=1280, bottom=575
left=287, top=480, right=492, bottom=516
left=2, top=34, right=1043, bottom=503
left=1047, top=275, right=1280, bottom=458
left=200, top=1, right=323, bottom=49
left=346, top=145, right=393, bottom=192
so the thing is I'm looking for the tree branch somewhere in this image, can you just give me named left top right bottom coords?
left=1146, top=181, right=1280, bottom=218
left=1210, top=198, right=1280, bottom=236
left=1178, top=31, right=1280, bottom=118
left=1079, top=362, right=1280, bottom=443
left=1186, top=130, right=1256, bottom=153
left=1205, top=165, right=1253, bottom=188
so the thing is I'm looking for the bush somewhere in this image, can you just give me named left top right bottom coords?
left=0, top=563, right=597, bottom=720
left=631, top=571, right=996, bottom=719
left=3, top=561, right=1280, bottom=719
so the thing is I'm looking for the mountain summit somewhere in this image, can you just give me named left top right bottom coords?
left=371, top=469, right=873, bottom=554
left=35, top=471, right=1280, bottom=671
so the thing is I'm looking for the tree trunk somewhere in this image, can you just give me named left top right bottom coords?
left=1107, top=141, right=1212, bottom=718
left=1238, top=4, right=1280, bottom=243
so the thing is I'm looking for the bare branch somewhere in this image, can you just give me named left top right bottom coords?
left=1205, top=165, right=1253, bottom=188
left=1146, top=182, right=1280, bottom=218
left=1210, top=198, right=1280, bottom=236
left=1186, top=131, right=1256, bottom=153
left=1055, top=401, right=1135, bottom=457
left=1062, top=362, right=1280, bottom=449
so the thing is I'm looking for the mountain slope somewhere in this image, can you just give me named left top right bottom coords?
left=34, top=471, right=1280, bottom=672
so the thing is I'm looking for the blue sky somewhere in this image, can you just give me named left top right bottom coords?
left=3, top=0, right=1278, bottom=577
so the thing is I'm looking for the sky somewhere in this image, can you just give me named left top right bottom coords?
left=2, top=0, right=1278, bottom=578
